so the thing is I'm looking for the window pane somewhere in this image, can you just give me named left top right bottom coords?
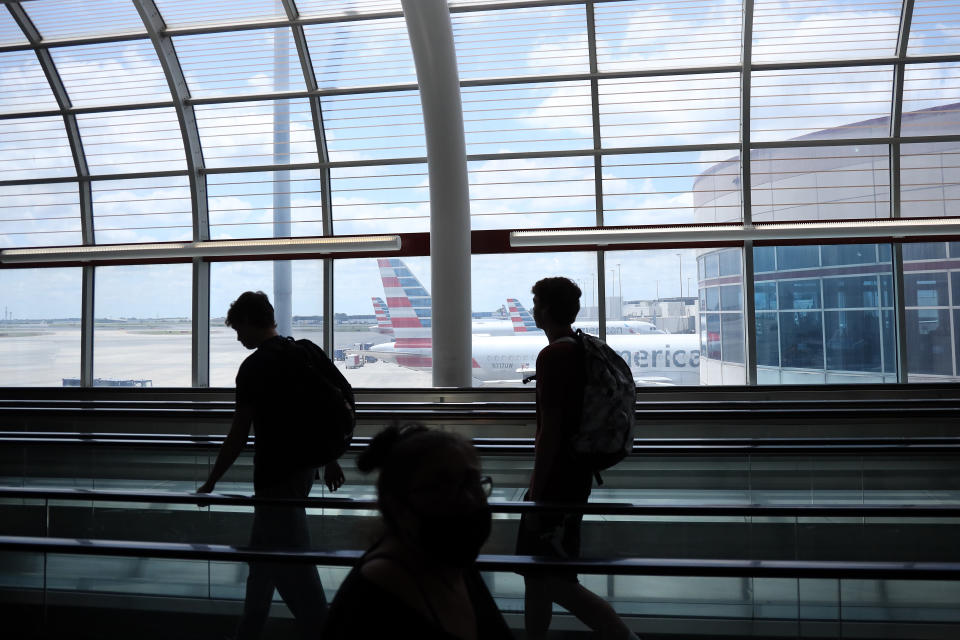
left=751, top=146, right=889, bottom=221
left=753, top=0, right=900, bottom=63
left=904, top=242, right=947, bottom=261
left=902, top=63, right=960, bottom=137
left=304, top=17, right=416, bottom=89
left=883, top=309, right=896, bottom=374
left=705, top=253, right=719, bottom=278
left=331, top=164, right=428, bottom=235
left=721, top=313, right=744, bottom=364
left=0, top=182, right=82, bottom=249
left=821, top=244, right=878, bottom=266
left=823, top=276, right=881, bottom=309
left=825, top=310, right=881, bottom=372
left=905, top=272, right=949, bottom=307
left=464, top=81, right=593, bottom=155
left=901, top=142, right=960, bottom=217
left=751, top=67, right=893, bottom=142
left=720, top=285, right=742, bottom=311
left=335, top=257, right=432, bottom=388
left=321, top=90, right=425, bottom=162
left=194, top=99, right=316, bottom=169
left=705, top=287, right=719, bottom=311
left=0, top=116, right=76, bottom=181
left=755, top=312, right=779, bottom=367
left=606, top=151, right=742, bottom=226
left=779, top=311, right=824, bottom=369
left=608, top=249, right=705, bottom=336
left=51, top=41, right=168, bottom=108
left=909, top=1, right=960, bottom=56
left=94, top=264, right=192, bottom=387
left=0, top=50, right=59, bottom=114
left=906, top=309, right=953, bottom=377
left=706, top=313, right=721, bottom=360
left=470, top=156, right=594, bottom=230
left=77, top=108, right=186, bottom=175
left=600, top=73, right=740, bottom=147
left=755, top=282, right=777, bottom=310
left=453, top=5, right=589, bottom=78
left=718, top=249, right=741, bottom=276
left=754, top=246, right=776, bottom=273
left=175, top=28, right=303, bottom=99
left=209, top=170, right=326, bottom=240
left=93, top=176, right=192, bottom=244
left=778, top=280, right=821, bottom=310
left=210, top=260, right=325, bottom=388
left=776, top=245, right=819, bottom=270
left=596, top=0, right=742, bottom=71
left=0, top=268, right=81, bottom=386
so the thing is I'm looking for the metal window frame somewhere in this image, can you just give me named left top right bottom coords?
left=6, top=0, right=960, bottom=389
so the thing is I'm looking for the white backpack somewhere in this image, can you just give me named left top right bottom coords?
left=557, top=330, right=636, bottom=479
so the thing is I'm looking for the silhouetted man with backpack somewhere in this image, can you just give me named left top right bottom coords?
left=198, top=290, right=351, bottom=640
left=517, top=277, right=640, bottom=640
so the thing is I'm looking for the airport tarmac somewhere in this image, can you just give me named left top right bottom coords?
left=0, top=325, right=432, bottom=388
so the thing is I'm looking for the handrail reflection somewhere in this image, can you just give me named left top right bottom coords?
left=2, top=486, right=960, bottom=517
left=1, top=534, right=959, bottom=579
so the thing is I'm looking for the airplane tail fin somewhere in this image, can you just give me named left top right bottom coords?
left=371, top=297, right=393, bottom=335
left=377, top=258, right=431, bottom=349
left=506, top=297, right=538, bottom=333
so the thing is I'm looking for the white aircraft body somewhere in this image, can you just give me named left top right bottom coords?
left=505, top=298, right=664, bottom=335
left=363, top=259, right=701, bottom=386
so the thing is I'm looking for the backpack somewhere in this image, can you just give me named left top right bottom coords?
left=266, top=337, right=356, bottom=469
left=557, top=329, right=637, bottom=475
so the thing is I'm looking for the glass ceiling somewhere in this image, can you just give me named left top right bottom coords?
left=0, top=0, right=959, bottom=250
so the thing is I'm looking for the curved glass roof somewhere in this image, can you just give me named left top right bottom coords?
left=1, top=0, right=958, bottom=251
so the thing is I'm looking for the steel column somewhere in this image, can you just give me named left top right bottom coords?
left=402, top=0, right=473, bottom=387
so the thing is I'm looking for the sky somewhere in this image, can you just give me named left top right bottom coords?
left=1, top=0, right=959, bottom=318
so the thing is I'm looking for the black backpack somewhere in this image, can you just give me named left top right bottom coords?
left=266, top=337, right=356, bottom=469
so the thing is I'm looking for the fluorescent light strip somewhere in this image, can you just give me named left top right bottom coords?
left=0, top=235, right=401, bottom=264
left=510, top=220, right=960, bottom=247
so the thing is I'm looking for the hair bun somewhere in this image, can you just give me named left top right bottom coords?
left=357, top=423, right=428, bottom=473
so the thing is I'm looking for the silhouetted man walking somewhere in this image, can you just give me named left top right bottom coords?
left=517, top=277, right=639, bottom=640
left=198, top=291, right=344, bottom=639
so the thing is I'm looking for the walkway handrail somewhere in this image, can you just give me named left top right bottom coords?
left=4, top=431, right=960, bottom=456
left=1, top=534, right=959, bottom=580
left=3, top=486, right=960, bottom=517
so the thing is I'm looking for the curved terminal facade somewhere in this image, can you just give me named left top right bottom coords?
left=696, top=106, right=960, bottom=384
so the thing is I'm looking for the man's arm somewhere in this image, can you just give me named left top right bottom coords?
left=529, top=348, right=573, bottom=501
left=197, top=404, right=253, bottom=494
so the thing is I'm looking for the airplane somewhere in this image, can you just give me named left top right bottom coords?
left=371, top=297, right=394, bottom=334
left=505, top=298, right=664, bottom=335
left=361, top=258, right=700, bottom=386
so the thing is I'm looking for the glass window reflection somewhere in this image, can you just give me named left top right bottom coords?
left=779, top=311, right=824, bottom=369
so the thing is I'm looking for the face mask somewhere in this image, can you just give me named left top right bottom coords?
left=407, top=503, right=492, bottom=568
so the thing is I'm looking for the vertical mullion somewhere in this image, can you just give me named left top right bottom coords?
left=742, top=0, right=757, bottom=385
left=892, top=0, right=915, bottom=382
left=282, top=0, right=335, bottom=352
left=192, top=258, right=210, bottom=387
left=587, top=2, right=606, bottom=339
left=893, top=243, right=909, bottom=381
left=80, top=266, right=94, bottom=387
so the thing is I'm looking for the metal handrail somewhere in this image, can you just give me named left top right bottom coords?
left=1, top=534, right=959, bottom=579
left=3, top=431, right=960, bottom=456
left=3, top=486, right=960, bottom=517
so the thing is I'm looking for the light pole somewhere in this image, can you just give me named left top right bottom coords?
left=676, top=253, right=683, bottom=300
left=687, top=276, right=692, bottom=299
left=609, top=269, right=615, bottom=320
